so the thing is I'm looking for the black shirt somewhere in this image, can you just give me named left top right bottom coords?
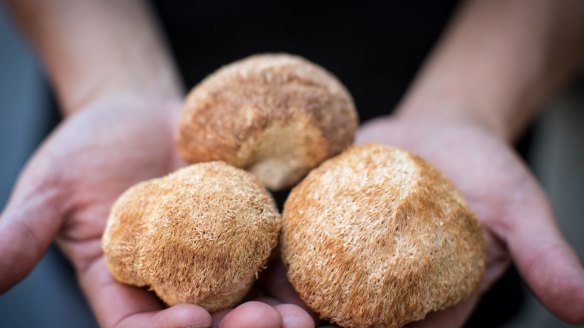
left=152, top=0, right=458, bottom=122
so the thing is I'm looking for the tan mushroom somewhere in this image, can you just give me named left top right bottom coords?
left=176, top=53, right=358, bottom=190
left=281, top=143, right=485, bottom=328
left=102, top=162, right=281, bottom=312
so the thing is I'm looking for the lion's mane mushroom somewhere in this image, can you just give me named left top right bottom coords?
left=281, top=143, right=485, bottom=328
left=102, top=162, right=281, bottom=312
left=177, top=53, right=358, bottom=190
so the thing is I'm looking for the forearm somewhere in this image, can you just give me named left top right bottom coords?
left=398, top=0, right=584, bottom=141
left=6, top=0, right=182, bottom=115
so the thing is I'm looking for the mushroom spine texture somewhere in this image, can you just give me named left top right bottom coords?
left=281, top=143, right=485, bottom=328
left=102, top=162, right=282, bottom=312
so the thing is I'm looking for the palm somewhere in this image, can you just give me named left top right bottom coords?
left=54, top=103, right=181, bottom=272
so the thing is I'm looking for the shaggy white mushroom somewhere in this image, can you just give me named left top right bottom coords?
left=102, top=162, right=281, bottom=312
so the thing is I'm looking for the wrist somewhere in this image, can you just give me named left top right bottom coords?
left=395, top=93, right=513, bottom=143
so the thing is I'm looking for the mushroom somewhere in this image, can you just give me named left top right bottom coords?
left=177, top=53, right=358, bottom=190
left=102, top=162, right=281, bottom=312
left=281, top=143, right=485, bottom=328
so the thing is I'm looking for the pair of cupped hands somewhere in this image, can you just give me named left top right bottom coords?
left=0, top=97, right=583, bottom=328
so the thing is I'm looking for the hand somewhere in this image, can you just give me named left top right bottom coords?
left=0, top=99, right=313, bottom=328
left=356, top=113, right=584, bottom=327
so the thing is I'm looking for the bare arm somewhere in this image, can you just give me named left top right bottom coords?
left=398, top=0, right=584, bottom=141
left=6, top=0, right=183, bottom=114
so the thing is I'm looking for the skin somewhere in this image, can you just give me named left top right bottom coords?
left=1, top=0, right=584, bottom=327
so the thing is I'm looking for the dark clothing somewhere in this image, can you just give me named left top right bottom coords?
left=152, top=0, right=458, bottom=122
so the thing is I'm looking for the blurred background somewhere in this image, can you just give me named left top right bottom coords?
left=1, top=2, right=583, bottom=327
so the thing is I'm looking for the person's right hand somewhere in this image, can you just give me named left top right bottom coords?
left=0, top=98, right=313, bottom=328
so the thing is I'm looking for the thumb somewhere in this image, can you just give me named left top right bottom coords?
left=0, top=151, right=70, bottom=293
left=497, top=176, right=584, bottom=323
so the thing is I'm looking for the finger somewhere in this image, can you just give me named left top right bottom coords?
left=118, top=304, right=211, bottom=328
left=0, top=157, right=70, bottom=293
left=274, top=304, right=316, bottom=328
left=218, top=301, right=282, bottom=328
left=117, top=304, right=212, bottom=328
left=496, top=177, right=584, bottom=323
left=407, top=294, right=480, bottom=328
left=211, top=297, right=282, bottom=327
left=78, top=257, right=211, bottom=328
left=247, top=296, right=315, bottom=327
